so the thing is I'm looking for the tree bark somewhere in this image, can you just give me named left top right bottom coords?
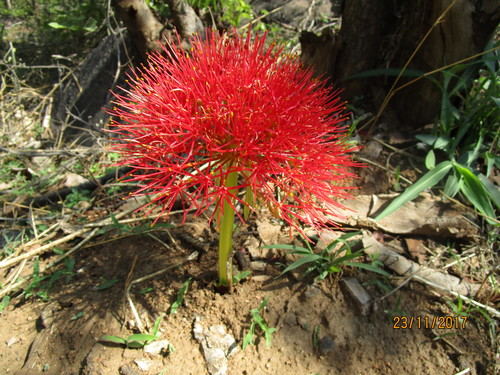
left=112, top=0, right=204, bottom=58
left=111, top=0, right=165, bottom=59
left=303, top=0, right=500, bottom=127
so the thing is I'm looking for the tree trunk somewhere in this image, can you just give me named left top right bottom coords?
left=111, top=0, right=204, bottom=59
left=303, top=0, right=500, bottom=127
left=111, top=0, right=165, bottom=59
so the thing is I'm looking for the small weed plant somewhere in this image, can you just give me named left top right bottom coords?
left=376, top=40, right=499, bottom=224
left=169, top=277, right=192, bottom=315
left=267, top=232, right=390, bottom=281
left=0, top=296, right=10, bottom=314
left=23, top=256, right=75, bottom=301
left=100, top=314, right=165, bottom=349
left=242, top=296, right=276, bottom=349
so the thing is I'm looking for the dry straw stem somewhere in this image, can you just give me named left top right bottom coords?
left=356, top=156, right=413, bottom=185
left=440, top=191, right=500, bottom=225
left=0, top=200, right=146, bottom=272
left=0, top=227, right=91, bottom=272
left=125, top=250, right=199, bottom=333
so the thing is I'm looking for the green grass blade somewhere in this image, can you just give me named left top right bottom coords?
left=100, top=335, right=127, bottom=345
left=281, top=254, right=322, bottom=274
left=346, top=262, right=391, bottom=277
left=454, top=164, right=496, bottom=222
left=152, top=314, right=164, bottom=337
left=331, top=251, right=362, bottom=266
left=258, top=296, right=270, bottom=311
left=261, top=244, right=310, bottom=252
left=242, top=321, right=256, bottom=350
left=477, top=173, right=500, bottom=210
left=127, top=333, right=159, bottom=342
left=375, top=161, right=453, bottom=221
left=443, top=173, right=462, bottom=197
left=170, top=277, right=192, bottom=315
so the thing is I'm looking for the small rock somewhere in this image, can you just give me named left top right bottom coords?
left=297, top=316, right=309, bottom=330
left=341, top=278, right=372, bottom=316
left=6, top=337, right=18, bottom=347
left=304, top=285, right=321, bottom=299
left=318, top=336, right=335, bottom=356
left=119, top=364, right=141, bottom=375
left=144, top=339, right=172, bottom=356
left=256, top=216, right=281, bottom=245
left=244, top=236, right=263, bottom=260
left=251, top=275, right=272, bottom=283
left=249, top=261, right=267, bottom=272
left=193, top=318, right=239, bottom=375
left=126, top=320, right=136, bottom=330
left=134, top=359, right=154, bottom=372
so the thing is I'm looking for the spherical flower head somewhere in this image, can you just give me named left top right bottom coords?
left=108, top=29, right=359, bottom=233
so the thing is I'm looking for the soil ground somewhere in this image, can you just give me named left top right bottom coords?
left=0, top=198, right=496, bottom=375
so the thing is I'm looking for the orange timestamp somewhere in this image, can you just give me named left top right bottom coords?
left=393, top=316, right=468, bottom=329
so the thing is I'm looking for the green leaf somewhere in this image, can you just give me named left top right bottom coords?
left=242, top=326, right=255, bottom=350
left=233, top=270, right=251, bottom=284
left=127, top=333, right=159, bottom=342
left=415, top=134, right=451, bottom=150
left=139, top=287, right=153, bottom=295
left=170, top=277, right=192, bottom=315
left=257, top=296, right=270, bottom=311
left=443, top=173, right=462, bottom=197
left=264, top=327, right=276, bottom=347
left=346, top=262, right=391, bottom=277
left=261, top=244, right=310, bottom=252
left=48, top=21, right=67, bottom=29
left=454, top=164, right=496, bottom=222
left=100, top=335, right=127, bottom=345
left=0, top=295, right=10, bottom=313
left=425, top=150, right=436, bottom=170
left=83, top=18, right=98, bottom=32
left=477, top=173, right=500, bottom=210
left=484, top=152, right=499, bottom=177
left=375, top=161, right=454, bottom=221
left=331, top=251, right=362, bottom=266
left=96, top=277, right=118, bottom=290
left=281, top=254, right=322, bottom=274
left=70, top=311, right=84, bottom=321
left=151, top=314, right=164, bottom=337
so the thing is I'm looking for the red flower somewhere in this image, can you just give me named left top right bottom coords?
left=109, top=29, right=358, bottom=233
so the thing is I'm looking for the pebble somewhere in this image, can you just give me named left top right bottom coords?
left=134, top=359, right=153, bottom=372
left=318, top=336, right=335, bottom=356
left=144, top=339, right=172, bottom=356
left=249, top=261, right=267, bottom=271
left=251, top=275, right=272, bottom=283
left=193, top=318, right=239, bottom=375
left=304, top=285, right=321, bottom=299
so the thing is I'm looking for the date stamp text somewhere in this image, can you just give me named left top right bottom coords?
left=393, top=316, right=468, bottom=330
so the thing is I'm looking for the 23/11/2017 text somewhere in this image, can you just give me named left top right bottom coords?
left=393, top=316, right=467, bottom=329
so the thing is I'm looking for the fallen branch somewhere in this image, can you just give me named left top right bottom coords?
left=362, top=234, right=480, bottom=297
